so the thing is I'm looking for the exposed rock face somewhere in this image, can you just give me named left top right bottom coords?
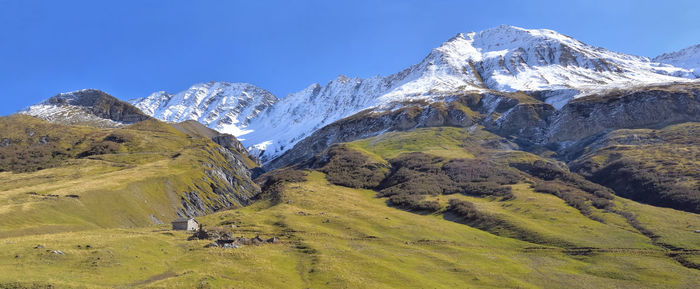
left=170, top=120, right=261, bottom=166
left=178, top=145, right=261, bottom=217
left=20, top=89, right=152, bottom=128
left=49, top=89, right=152, bottom=123
left=265, top=100, right=478, bottom=170
left=544, top=85, right=699, bottom=144
left=133, top=26, right=696, bottom=163
left=265, top=83, right=699, bottom=171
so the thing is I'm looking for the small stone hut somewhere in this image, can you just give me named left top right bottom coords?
left=172, top=217, right=199, bottom=231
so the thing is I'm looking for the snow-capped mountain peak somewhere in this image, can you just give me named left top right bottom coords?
left=653, top=44, right=700, bottom=77
left=21, top=89, right=151, bottom=128
left=430, top=25, right=695, bottom=92
left=131, top=25, right=698, bottom=164
left=130, top=81, right=278, bottom=137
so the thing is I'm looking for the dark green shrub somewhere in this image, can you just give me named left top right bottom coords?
left=387, top=193, right=441, bottom=212
left=533, top=181, right=609, bottom=222
left=317, top=145, right=388, bottom=188
left=379, top=153, right=516, bottom=200
left=254, top=168, right=307, bottom=203
left=443, top=159, right=520, bottom=185
left=378, top=153, right=452, bottom=197
left=511, top=160, right=567, bottom=180
left=103, top=131, right=134, bottom=143
left=588, top=158, right=700, bottom=213
left=77, top=141, right=121, bottom=158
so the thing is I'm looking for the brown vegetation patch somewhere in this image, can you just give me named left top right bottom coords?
left=255, top=168, right=307, bottom=204
left=314, top=145, right=388, bottom=188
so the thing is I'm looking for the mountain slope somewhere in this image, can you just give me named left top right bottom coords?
left=570, top=123, right=699, bottom=213
left=130, top=81, right=278, bottom=136
left=654, top=44, right=700, bottom=77
left=0, top=115, right=260, bottom=237
left=2, top=126, right=697, bottom=288
left=20, top=89, right=152, bottom=128
left=131, top=25, right=696, bottom=163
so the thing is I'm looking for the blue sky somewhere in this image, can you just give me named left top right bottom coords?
left=0, top=0, right=698, bottom=116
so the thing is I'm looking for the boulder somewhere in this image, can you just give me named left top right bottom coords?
left=252, top=236, right=265, bottom=245
left=204, top=242, right=219, bottom=248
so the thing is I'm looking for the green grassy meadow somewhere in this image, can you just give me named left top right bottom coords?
left=0, top=120, right=698, bottom=288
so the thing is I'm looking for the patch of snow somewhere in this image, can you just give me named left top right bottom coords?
left=653, top=44, right=700, bottom=78
left=130, top=25, right=698, bottom=164
left=19, top=104, right=125, bottom=128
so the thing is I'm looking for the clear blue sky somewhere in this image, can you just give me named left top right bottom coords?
left=1, top=0, right=698, bottom=116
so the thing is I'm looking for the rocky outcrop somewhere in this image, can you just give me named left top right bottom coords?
left=264, top=83, right=699, bottom=171
left=265, top=100, right=479, bottom=170
left=45, top=89, right=152, bottom=123
left=178, top=145, right=261, bottom=217
left=544, top=84, right=699, bottom=144
left=171, top=120, right=261, bottom=166
left=21, top=89, right=152, bottom=128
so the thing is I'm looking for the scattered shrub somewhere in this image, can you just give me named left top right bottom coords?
left=378, top=153, right=516, bottom=200
left=587, top=158, right=700, bottom=213
left=614, top=210, right=657, bottom=239
left=0, top=143, right=71, bottom=173
left=443, top=159, right=520, bottom=185
left=254, top=168, right=307, bottom=204
left=378, top=153, right=452, bottom=197
left=387, top=193, right=441, bottom=212
left=317, top=145, right=388, bottom=188
left=103, top=131, right=134, bottom=143
left=77, top=141, right=121, bottom=158
left=511, top=160, right=567, bottom=181
left=532, top=181, right=608, bottom=222
left=447, top=199, right=510, bottom=233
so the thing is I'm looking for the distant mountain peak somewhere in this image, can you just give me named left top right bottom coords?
left=129, top=81, right=278, bottom=137
left=131, top=25, right=699, bottom=163
left=653, top=44, right=700, bottom=77
left=20, top=89, right=151, bottom=128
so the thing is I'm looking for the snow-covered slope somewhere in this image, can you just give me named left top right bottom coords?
left=130, top=81, right=278, bottom=136
left=131, top=25, right=697, bottom=163
left=21, top=89, right=151, bottom=128
left=653, top=44, right=700, bottom=77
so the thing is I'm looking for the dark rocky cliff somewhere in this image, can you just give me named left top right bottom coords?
left=265, top=83, right=699, bottom=172
left=46, top=89, right=152, bottom=124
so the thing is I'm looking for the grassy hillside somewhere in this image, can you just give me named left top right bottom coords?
left=571, top=122, right=699, bottom=213
left=0, top=122, right=697, bottom=288
left=0, top=115, right=259, bottom=238
left=0, top=171, right=697, bottom=288
left=341, top=127, right=699, bottom=247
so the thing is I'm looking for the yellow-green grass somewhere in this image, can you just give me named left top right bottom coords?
left=0, top=117, right=255, bottom=238
left=343, top=125, right=699, bottom=251
left=1, top=171, right=697, bottom=288
left=425, top=184, right=654, bottom=249
left=346, top=125, right=531, bottom=164
left=577, top=123, right=699, bottom=189
left=346, top=127, right=476, bottom=161
left=616, top=198, right=700, bottom=250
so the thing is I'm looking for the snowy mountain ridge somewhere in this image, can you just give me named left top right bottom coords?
left=653, top=44, right=700, bottom=77
left=124, top=25, right=696, bottom=162
left=21, top=89, right=151, bottom=128
left=129, top=82, right=278, bottom=136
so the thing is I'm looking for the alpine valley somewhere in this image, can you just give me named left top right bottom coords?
left=2, top=25, right=699, bottom=288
